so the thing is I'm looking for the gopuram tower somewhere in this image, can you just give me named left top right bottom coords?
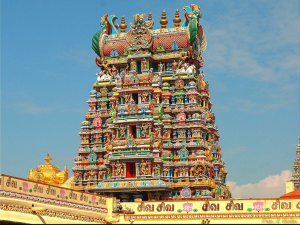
left=72, top=4, right=231, bottom=201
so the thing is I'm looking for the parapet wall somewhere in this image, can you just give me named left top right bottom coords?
left=120, top=198, right=300, bottom=224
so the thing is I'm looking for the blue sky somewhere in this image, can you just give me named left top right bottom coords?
left=1, top=0, right=299, bottom=198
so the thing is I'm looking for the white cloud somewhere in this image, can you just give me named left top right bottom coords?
left=227, top=170, right=292, bottom=198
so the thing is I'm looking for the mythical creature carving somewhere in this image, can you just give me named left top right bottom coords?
left=126, top=14, right=153, bottom=50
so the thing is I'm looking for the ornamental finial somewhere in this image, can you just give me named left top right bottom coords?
left=160, top=10, right=168, bottom=29
left=44, top=152, right=52, bottom=164
left=173, top=9, right=181, bottom=27
left=148, top=12, right=153, bottom=29
left=120, top=15, right=127, bottom=33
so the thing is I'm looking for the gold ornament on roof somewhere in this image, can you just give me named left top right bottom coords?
left=27, top=152, right=68, bottom=186
left=173, top=9, right=181, bottom=27
left=120, top=15, right=127, bottom=33
left=148, top=12, right=153, bottom=29
left=160, top=10, right=168, bottom=29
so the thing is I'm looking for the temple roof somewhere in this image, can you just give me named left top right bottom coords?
left=27, top=152, right=68, bottom=186
left=280, top=189, right=300, bottom=199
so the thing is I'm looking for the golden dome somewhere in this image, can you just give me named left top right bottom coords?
left=27, top=152, right=68, bottom=186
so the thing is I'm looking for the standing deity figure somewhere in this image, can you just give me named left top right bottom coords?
left=119, top=124, right=126, bottom=139
left=139, top=159, right=148, bottom=175
left=141, top=123, right=148, bottom=138
left=163, top=167, right=168, bottom=176
left=158, top=62, right=164, bottom=73
left=115, top=160, right=123, bottom=177
left=130, top=59, right=136, bottom=71
left=153, top=165, right=158, bottom=176
left=141, top=58, right=147, bottom=71
left=141, top=91, right=148, bottom=103
left=123, top=92, right=131, bottom=103
left=90, top=170, right=97, bottom=180
left=98, top=170, right=103, bottom=180
left=111, top=65, right=118, bottom=77
left=172, top=60, right=178, bottom=71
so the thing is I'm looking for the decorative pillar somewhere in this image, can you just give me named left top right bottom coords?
left=126, top=125, right=129, bottom=137
left=147, top=161, right=152, bottom=175
left=138, top=93, right=141, bottom=104
left=136, top=163, right=139, bottom=177
left=185, top=167, right=189, bottom=177
left=187, top=130, right=191, bottom=138
left=179, top=167, right=183, bottom=177
left=173, top=130, right=177, bottom=138
left=185, top=95, right=188, bottom=104
left=148, top=92, right=152, bottom=102
left=214, top=167, right=219, bottom=179
left=100, top=134, right=103, bottom=143
left=120, top=95, right=123, bottom=104
left=148, top=124, right=152, bottom=136
left=116, top=129, right=119, bottom=138
left=157, top=164, right=161, bottom=176
left=123, top=163, right=126, bottom=177
left=111, top=164, right=115, bottom=177
left=171, top=96, right=175, bottom=104
left=137, top=124, right=141, bottom=137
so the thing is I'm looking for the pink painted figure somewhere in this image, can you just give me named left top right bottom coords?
left=60, top=190, right=65, bottom=199
left=92, top=196, right=96, bottom=204
left=23, top=182, right=28, bottom=192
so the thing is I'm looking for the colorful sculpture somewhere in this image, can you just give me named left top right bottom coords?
left=73, top=4, right=231, bottom=201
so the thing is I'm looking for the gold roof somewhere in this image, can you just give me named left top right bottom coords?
left=27, top=152, right=68, bottom=186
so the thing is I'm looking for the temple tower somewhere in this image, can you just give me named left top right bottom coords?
left=72, top=4, right=231, bottom=201
left=286, top=134, right=300, bottom=193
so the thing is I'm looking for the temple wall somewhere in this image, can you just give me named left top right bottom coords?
left=286, top=181, right=295, bottom=193
left=120, top=198, right=300, bottom=224
left=0, top=174, right=119, bottom=224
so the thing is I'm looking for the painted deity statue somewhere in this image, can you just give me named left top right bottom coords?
left=141, top=58, right=147, bottom=71
left=139, top=159, right=148, bottom=175
left=115, top=160, right=123, bottom=177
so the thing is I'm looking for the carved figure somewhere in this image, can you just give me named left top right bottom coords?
left=141, top=58, right=147, bottom=71
left=139, top=159, right=148, bottom=175
left=163, top=167, right=168, bottom=176
left=174, top=168, right=179, bottom=177
left=98, top=171, right=103, bottom=180
left=141, top=123, right=148, bottom=138
left=130, top=59, right=136, bottom=71
left=115, top=160, right=123, bottom=177
left=158, top=62, right=164, bottom=72
left=119, top=124, right=126, bottom=139
left=141, top=91, right=148, bottom=103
